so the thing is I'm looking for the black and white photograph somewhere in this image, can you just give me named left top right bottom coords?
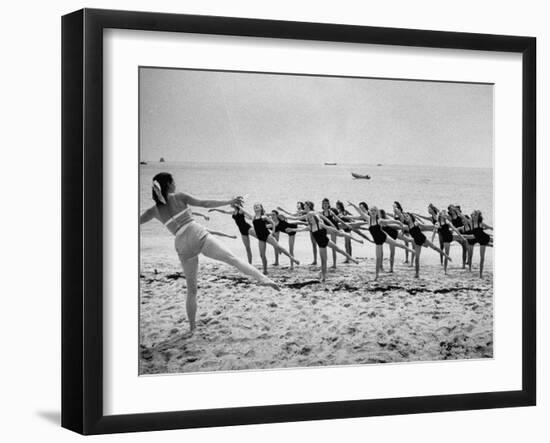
left=138, top=67, right=494, bottom=375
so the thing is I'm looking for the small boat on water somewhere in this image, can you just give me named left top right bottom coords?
left=351, top=172, right=371, bottom=180
left=377, top=163, right=383, bottom=166
left=140, top=161, right=147, bottom=165
left=159, top=157, right=165, bottom=163
left=324, top=162, right=337, bottom=166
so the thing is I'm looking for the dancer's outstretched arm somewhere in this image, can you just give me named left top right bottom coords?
left=347, top=201, right=369, bottom=220
left=323, top=223, right=363, bottom=244
left=449, top=223, right=466, bottom=241
left=276, top=206, right=301, bottom=217
left=178, top=192, right=242, bottom=209
left=206, top=229, right=236, bottom=239
left=411, top=212, right=435, bottom=223
left=208, top=208, right=233, bottom=215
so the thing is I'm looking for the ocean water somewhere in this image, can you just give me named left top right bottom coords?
left=140, top=162, right=493, bottom=268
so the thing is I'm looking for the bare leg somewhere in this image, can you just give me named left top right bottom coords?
left=468, top=244, right=474, bottom=271
left=438, top=233, right=444, bottom=265
left=389, top=243, right=395, bottom=273
left=258, top=240, right=268, bottom=274
left=386, top=236, right=415, bottom=254
left=289, top=235, right=296, bottom=270
left=424, top=238, right=452, bottom=261
left=201, top=235, right=278, bottom=289
left=310, top=232, right=318, bottom=265
left=327, top=240, right=358, bottom=264
left=380, top=243, right=385, bottom=271
left=241, top=234, right=253, bottom=264
left=179, top=255, right=199, bottom=333
left=319, top=247, right=327, bottom=281
left=344, top=236, right=352, bottom=263
left=375, top=245, right=382, bottom=280
left=443, top=242, right=450, bottom=274
left=266, top=235, right=300, bottom=265
left=330, top=232, right=337, bottom=268
left=272, top=232, right=280, bottom=266
left=414, top=244, right=422, bottom=278
left=479, top=245, right=486, bottom=278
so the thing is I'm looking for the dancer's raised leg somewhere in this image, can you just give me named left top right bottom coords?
left=201, top=235, right=279, bottom=289
left=179, top=255, right=199, bottom=332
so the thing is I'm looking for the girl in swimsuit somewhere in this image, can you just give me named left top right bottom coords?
left=379, top=209, right=408, bottom=274
left=335, top=200, right=354, bottom=263
left=320, top=198, right=342, bottom=269
left=289, top=201, right=361, bottom=282
left=412, top=204, right=445, bottom=265
left=208, top=205, right=257, bottom=264
left=367, top=207, right=415, bottom=280
left=277, top=201, right=319, bottom=265
left=448, top=205, right=470, bottom=268
left=432, top=209, right=468, bottom=274
left=270, top=209, right=305, bottom=270
left=392, top=201, right=414, bottom=266
left=248, top=203, right=300, bottom=275
left=139, top=173, right=279, bottom=334
left=403, top=212, right=452, bottom=278
left=469, top=210, right=493, bottom=278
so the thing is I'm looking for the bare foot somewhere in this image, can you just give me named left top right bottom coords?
left=182, top=329, right=195, bottom=339
left=310, top=261, right=317, bottom=266
left=263, top=280, right=280, bottom=291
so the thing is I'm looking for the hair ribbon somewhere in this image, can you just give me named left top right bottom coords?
left=152, top=180, right=166, bottom=204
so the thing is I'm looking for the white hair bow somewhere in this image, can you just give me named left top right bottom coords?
left=152, top=180, right=166, bottom=204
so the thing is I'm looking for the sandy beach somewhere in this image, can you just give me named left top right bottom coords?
left=139, top=257, right=493, bottom=375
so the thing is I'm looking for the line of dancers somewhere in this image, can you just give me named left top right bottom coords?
left=140, top=172, right=493, bottom=334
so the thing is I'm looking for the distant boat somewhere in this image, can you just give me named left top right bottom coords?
left=377, top=163, right=383, bottom=166
left=159, top=157, right=165, bottom=163
left=139, top=161, right=147, bottom=165
left=324, top=162, right=337, bottom=166
left=351, top=172, right=371, bottom=180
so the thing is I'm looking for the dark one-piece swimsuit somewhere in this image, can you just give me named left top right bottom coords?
left=472, top=223, right=490, bottom=245
left=232, top=211, right=252, bottom=236
left=382, top=224, right=398, bottom=240
left=323, top=209, right=340, bottom=230
left=409, top=225, right=427, bottom=246
left=438, top=222, right=454, bottom=243
left=275, top=219, right=297, bottom=236
left=253, top=217, right=271, bottom=242
left=369, top=223, right=387, bottom=245
left=310, top=216, right=329, bottom=248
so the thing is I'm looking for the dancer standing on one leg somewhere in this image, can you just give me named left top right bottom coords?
left=367, top=207, right=415, bottom=280
left=413, top=203, right=445, bottom=265
left=448, top=205, right=470, bottom=268
left=247, top=203, right=300, bottom=275
left=432, top=209, right=469, bottom=275
left=208, top=205, right=257, bottom=264
left=403, top=212, right=452, bottom=278
left=140, top=173, right=279, bottom=335
left=335, top=200, right=354, bottom=263
left=278, top=201, right=319, bottom=265
left=391, top=201, right=414, bottom=266
left=470, top=210, right=493, bottom=278
left=270, top=209, right=305, bottom=270
left=320, top=198, right=342, bottom=269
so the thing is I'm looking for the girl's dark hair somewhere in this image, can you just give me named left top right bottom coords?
left=322, top=198, right=330, bottom=208
left=305, top=200, right=315, bottom=210
left=394, top=201, right=403, bottom=212
left=428, top=203, right=439, bottom=214
left=296, top=201, right=305, bottom=211
left=152, top=172, right=173, bottom=206
left=407, top=212, right=416, bottom=223
left=379, top=209, right=387, bottom=219
left=335, top=200, right=345, bottom=212
left=359, top=201, right=369, bottom=211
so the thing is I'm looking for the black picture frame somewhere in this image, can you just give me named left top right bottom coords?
left=61, top=8, right=536, bottom=435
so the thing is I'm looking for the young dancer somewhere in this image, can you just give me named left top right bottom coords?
left=140, top=172, right=278, bottom=335
left=368, top=207, right=415, bottom=280
left=320, top=198, right=342, bottom=269
left=208, top=205, right=257, bottom=263
left=448, top=205, right=469, bottom=268
left=277, top=201, right=319, bottom=265
left=392, top=201, right=414, bottom=265
left=270, top=209, right=304, bottom=270
left=432, top=209, right=467, bottom=274
left=403, top=212, right=452, bottom=278
left=247, top=203, right=300, bottom=274
left=469, top=210, right=493, bottom=278
left=335, top=200, right=354, bottom=263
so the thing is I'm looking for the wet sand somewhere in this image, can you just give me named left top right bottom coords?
left=139, top=258, right=493, bottom=375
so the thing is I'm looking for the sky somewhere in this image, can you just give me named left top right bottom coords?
left=139, top=67, right=493, bottom=168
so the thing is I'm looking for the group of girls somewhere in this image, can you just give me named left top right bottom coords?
left=209, top=197, right=493, bottom=282
left=140, top=172, right=493, bottom=334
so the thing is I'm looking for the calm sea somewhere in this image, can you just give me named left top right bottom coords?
left=140, top=162, right=493, bottom=268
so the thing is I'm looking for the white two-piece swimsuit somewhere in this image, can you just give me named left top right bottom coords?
left=165, top=208, right=209, bottom=261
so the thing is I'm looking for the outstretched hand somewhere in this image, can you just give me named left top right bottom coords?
left=231, top=196, right=244, bottom=207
